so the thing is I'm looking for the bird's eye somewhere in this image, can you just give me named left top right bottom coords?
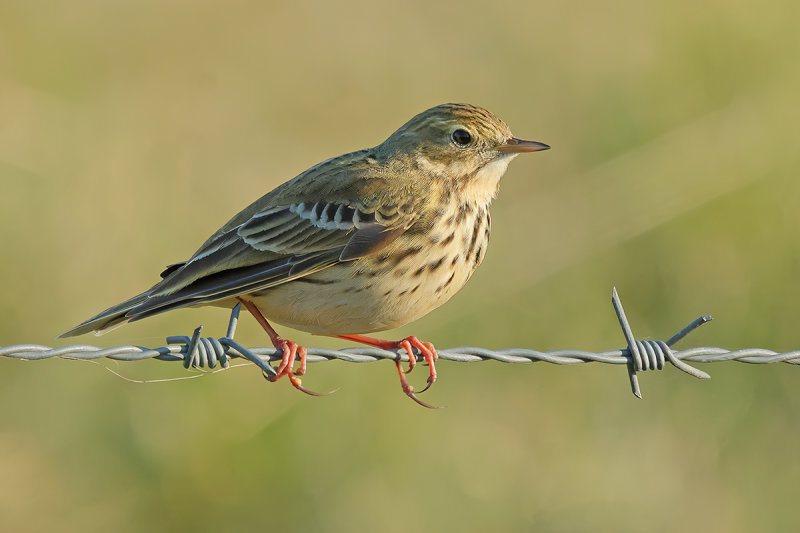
left=451, top=129, right=472, bottom=146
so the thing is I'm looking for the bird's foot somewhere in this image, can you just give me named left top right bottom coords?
left=271, top=339, right=338, bottom=396
left=265, top=337, right=301, bottom=381
left=237, top=297, right=335, bottom=397
left=337, top=334, right=441, bottom=408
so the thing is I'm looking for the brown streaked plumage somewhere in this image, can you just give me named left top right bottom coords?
left=60, top=103, right=549, bottom=407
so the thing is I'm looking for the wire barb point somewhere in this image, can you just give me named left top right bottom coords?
left=612, top=287, right=712, bottom=399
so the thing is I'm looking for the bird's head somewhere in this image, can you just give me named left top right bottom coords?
left=378, top=103, right=549, bottom=201
left=380, top=103, right=548, bottom=167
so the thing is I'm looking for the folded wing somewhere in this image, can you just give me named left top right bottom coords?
left=59, top=201, right=413, bottom=337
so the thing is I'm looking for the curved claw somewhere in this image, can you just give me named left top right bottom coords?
left=288, top=374, right=340, bottom=397
left=404, top=389, right=444, bottom=409
left=394, top=360, right=441, bottom=408
left=416, top=376, right=435, bottom=394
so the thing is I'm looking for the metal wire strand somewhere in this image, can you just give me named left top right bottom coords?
left=2, top=288, right=798, bottom=398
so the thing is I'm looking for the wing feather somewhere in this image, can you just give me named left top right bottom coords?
left=122, top=201, right=415, bottom=322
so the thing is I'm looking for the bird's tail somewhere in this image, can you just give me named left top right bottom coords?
left=57, top=291, right=151, bottom=338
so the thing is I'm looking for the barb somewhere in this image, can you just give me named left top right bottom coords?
left=2, top=290, right=799, bottom=398
left=611, top=287, right=711, bottom=398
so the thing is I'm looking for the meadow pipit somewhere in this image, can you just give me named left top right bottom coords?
left=60, top=103, right=549, bottom=407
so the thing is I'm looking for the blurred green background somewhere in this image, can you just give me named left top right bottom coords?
left=1, top=1, right=799, bottom=531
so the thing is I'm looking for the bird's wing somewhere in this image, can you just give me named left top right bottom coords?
left=58, top=150, right=426, bottom=336
left=124, top=200, right=414, bottom=321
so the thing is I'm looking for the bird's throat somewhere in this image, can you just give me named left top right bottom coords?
left=460, top=155, right=514, bottom=205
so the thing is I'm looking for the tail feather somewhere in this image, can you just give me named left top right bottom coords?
left=58, top=247, right=345, bottom=338
left=57, top=292, right=151, bottom=338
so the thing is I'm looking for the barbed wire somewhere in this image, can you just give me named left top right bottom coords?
left=2, top=288, right=798, bottom=398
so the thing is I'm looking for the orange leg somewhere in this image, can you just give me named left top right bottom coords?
left=237, top=297, right=334, bottom=397
left=337, top=334, right=441, bottom=409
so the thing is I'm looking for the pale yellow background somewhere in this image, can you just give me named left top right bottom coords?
left=1, top=1, right=799, bottom=532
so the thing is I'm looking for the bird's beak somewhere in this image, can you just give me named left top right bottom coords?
left=496, top=138, right=550, bottom=154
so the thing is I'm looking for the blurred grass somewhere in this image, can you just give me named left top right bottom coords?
left=1, top=1, right=799, bottom=532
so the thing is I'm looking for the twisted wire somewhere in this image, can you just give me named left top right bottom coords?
left=4, top=343, right=799, bottom=366
left=2, top=288, right=798, bottom=397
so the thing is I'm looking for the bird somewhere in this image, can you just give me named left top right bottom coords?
left=59, top=103, right=549, bottom=407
